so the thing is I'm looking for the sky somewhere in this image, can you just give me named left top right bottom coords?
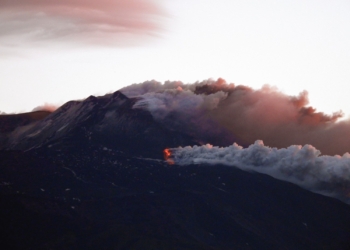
left=0, top=0, right=350, bottom=116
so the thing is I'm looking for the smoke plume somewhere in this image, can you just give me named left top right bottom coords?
left=121, top=78, right=350, bottom=203
left=0, top=0, right=165, bottom=46
left=167, top=141, right=350, bottom=204
left=121, top=78, right=347, bottom=156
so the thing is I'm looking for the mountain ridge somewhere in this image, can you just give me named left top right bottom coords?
left=0, top=91, right=198, bottom=158
left=1, top=90, right=350, bottom=249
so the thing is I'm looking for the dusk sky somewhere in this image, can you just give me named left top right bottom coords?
left=1, top=0, right=350, bottom=117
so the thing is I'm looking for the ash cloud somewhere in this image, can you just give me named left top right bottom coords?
left=0, top=0, right=165, bottom=46
left=121, top=78, right=350, bottom=203
left=121, top=78, right=347, bottom=156
left=168, top=141, right=350, bottom=204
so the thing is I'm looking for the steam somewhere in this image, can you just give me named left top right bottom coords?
left=121, top=78, right=349, bottom=156
left=168, top=141, right=350, bottom=204
left=0, top=0, right=165, bottom=46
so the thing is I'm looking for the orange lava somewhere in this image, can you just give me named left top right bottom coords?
left=163, top=148, right=174, bottom=165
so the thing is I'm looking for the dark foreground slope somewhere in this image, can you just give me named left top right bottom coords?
left=1, top=147, right=350, bottom=250
left=1, top=92, right=350, bottom=249
left=0, top=111, right=52, bottom=133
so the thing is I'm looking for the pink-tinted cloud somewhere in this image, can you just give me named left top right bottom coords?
left=121, top=78, right=347, bottom=156
left=32, top=103, right=59, bottom=112
left=0, top=0, right=165, bottom=46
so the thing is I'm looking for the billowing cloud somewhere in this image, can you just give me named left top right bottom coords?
left=167, top=140, right=350, bottom=204
left=121, top=78, right=347, bottom=156
left=121, top=78, right=350, bottom=203
left=0, top=0, right=165, bottom=46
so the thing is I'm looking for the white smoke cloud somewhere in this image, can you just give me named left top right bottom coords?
left=122, top=79, right=240, bottom=145
left=168, top=140, right=350, bottom=204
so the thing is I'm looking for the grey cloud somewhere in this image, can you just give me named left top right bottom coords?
left=169, top=140, right=350, bottom=204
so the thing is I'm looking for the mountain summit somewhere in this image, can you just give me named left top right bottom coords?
left=1, top=90, right=350, bottom=249
left=0, top=91, right=196, bottom=158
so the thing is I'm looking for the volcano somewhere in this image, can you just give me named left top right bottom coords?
left=1, top=91, right=350, bottom=249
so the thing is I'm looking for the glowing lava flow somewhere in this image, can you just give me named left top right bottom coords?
left=163, top=148, right=174, bottom=165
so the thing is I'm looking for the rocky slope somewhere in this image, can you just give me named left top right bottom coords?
left=1, top=92, right=350, bottom=249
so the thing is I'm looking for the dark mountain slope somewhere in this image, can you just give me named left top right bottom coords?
left=1, top=91, right=197, bottom=158
left=0, top=92, right=350, bottom=249
left=0, top=110, right=51, bottom=133
left=1, top=144, right=350, bottom=249
left=0, top=110, right=52, bottom=149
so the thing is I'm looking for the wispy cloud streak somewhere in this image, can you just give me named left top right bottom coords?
left=0, top=0, right=165, bottom=46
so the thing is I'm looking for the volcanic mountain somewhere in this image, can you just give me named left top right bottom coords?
left=0, top=92, right=196, bottom=158
left=1, top=91, right=350, bottom=249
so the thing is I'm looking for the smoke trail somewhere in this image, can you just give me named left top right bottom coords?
left=121, top=78, right=348, bottom=155
left=168, top=140, right=350, bottom=204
